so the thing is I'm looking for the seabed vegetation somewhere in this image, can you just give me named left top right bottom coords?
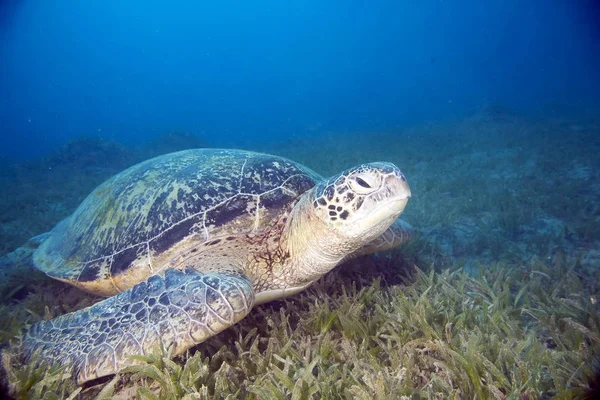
left=0, top=111, right=599, bottom=399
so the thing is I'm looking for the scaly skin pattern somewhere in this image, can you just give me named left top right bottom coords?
left=21, top=150, right=412, bottom=385
left=23, top=268, right=254, bottom=384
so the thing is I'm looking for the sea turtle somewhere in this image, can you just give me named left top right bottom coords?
left=22, top=148, right=412, bottom=384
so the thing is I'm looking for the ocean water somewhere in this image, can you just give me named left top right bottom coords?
left=1, top=0, right=599, bottom=162
left=0, top=1, right=599, bottom=398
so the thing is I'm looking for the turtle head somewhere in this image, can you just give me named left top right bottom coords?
left=312, top=162, right=411, bottom=242
left=284, top=162, right=410, bottom=285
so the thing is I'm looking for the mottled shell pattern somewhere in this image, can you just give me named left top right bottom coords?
left=33, top=149, right=321, bottom=296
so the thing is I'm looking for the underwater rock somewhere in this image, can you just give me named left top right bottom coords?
left=42, top=136, right=132, bottom=171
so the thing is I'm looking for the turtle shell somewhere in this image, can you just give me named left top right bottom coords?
left=33, top=149, right=320, bottom=295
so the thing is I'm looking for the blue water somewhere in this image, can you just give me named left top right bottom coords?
left=1, top=0, right=599, bottom=161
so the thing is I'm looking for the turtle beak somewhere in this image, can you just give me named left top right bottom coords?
left=384, top=172, right=411, bottom=215
left=385, top=197, right=409, bottom=215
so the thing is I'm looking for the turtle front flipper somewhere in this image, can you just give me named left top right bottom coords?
left=342, top=218, right=414, bottom=262
left=374, top=218, right=413, bottom=250
left=23, top=268, right=254, bottom=384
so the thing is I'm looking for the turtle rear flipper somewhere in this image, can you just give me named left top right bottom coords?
left=23, top=268, right=254, bottom=384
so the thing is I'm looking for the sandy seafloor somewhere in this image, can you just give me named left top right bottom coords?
left=0, top=110, right=599, bottom=398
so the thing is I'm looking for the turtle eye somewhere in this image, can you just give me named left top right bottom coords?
left=349, top=173, right=379, bottom=194
left=355, top=177, right=371, bottom=189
